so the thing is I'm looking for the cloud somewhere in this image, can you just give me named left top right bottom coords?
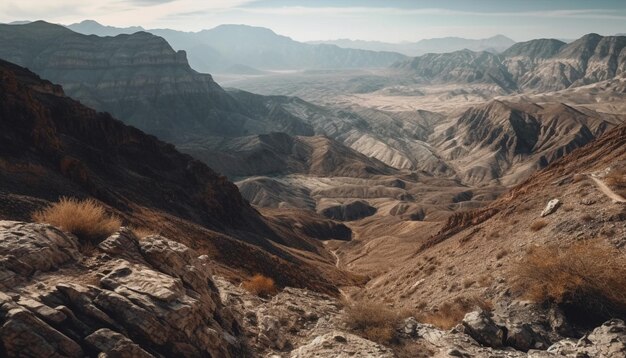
left=235, top=6, right=626, bottom=20
left=0, top=0, right=258, bottom=27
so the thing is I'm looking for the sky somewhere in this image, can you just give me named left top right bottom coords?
left=2, top=0, right=626, bottom=42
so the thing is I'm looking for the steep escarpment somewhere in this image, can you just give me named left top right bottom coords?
left=0, top=21, right=261, bottom=142
left=0, top=58, right=346, bottom=293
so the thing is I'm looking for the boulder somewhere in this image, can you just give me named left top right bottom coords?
left=290, top=330, right=394, bottom=358
left=462, top=310, right=506, bottom=348
left=541, top=199, right=561, bottom=217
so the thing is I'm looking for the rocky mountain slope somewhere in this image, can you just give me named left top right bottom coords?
left=345, top=120, right=626, bottom=319
left=179, top=132, right=398, bottom=179
left=393, top=34, right=626, bottom=93
left=11, top=217, right=623, bottom=357
left=67, top=20, right=408, bottom=73
left=0, top=58, right=350, bottom=293
left=432, top=97, right=626, bottom=185
left=391, top=50, right=518, bottom=92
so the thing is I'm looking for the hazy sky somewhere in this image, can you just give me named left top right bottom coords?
left=2, top=0, right=626, bottom=42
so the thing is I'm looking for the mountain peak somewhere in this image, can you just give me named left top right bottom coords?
left=66, top=19, right=144, bottom=36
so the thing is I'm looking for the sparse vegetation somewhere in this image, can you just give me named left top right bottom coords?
left=417, top=296, right=492, bottom=329
left=33, top=197, right=121, bottom=243
left=529, top=219, right=548, bottom=231
left=512, top=241, right=626, bottom=327
left=477, top=274, right=492, bottom=287
left=343, top=300, right=406, bottom=345
left=241, top=274, right=278, bottom=297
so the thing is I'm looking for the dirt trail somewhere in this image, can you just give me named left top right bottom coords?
left=323, top=241, right=354, bottom=301
left=590, top=176, right=626, bottom=203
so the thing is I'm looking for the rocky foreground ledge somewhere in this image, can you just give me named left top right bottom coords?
left=0, top=220, right=625, bottom=357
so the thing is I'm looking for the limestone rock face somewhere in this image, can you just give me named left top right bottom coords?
left=0, top=222, right=242, bottom=357
left=0, top=221, right=79, bottom=277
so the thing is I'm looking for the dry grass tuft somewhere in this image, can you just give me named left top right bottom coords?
left=33, top=197, right=121, bottom=243
left=343, top=300, right=407, bottom=345
left=529, top=219, right=548, bottom=232
left=418, top=296, right=492, bottom=329
left=241, top=274, right=278, bottom=298
left=512, top=241, right=626, bottom=326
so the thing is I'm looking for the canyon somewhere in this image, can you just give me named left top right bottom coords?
left=0, top=19, right=626, bottom=357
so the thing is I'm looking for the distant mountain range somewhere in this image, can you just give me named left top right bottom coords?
left=309, top=35, right=516, bottom=56
left=393, top=33, right=626, bottom=92
left=66, top=20, right=407, bottom=73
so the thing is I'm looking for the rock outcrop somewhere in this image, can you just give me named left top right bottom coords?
left=0, top=222, right=242, bottom=357
left=540, top=199, right=561, bottom=217
left=462, top=310, right=506, bottom=348
left=291, top=331, right=394, bottom=358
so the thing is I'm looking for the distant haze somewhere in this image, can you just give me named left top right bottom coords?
left=1, top=0, right=626, bottom=42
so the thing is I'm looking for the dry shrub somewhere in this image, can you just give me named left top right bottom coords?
left=477, top=274, right=492, bottom=287
left=572, top=174, right=586, bottom=183
left=33, top=197, right=121, bottom=243
left=241, top=274, right=278, bottom=297
left=529, top=220, right=548, bottom=232
left=512, top=241, right=626, bottom=327
left=418, top=296, right=492, bottom=329
left=343, top=300, right=407, bottom=345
